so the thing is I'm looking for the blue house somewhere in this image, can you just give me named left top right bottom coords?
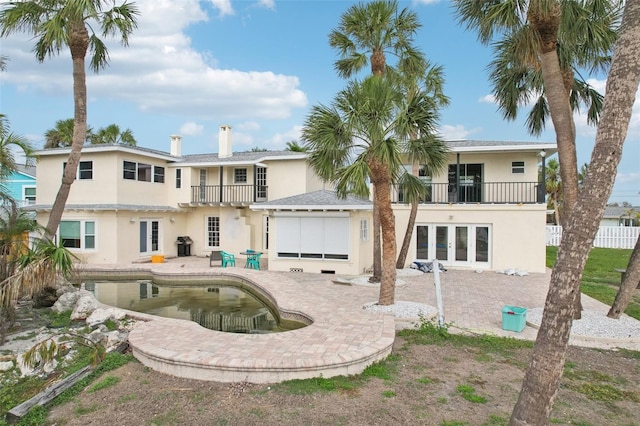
left=3, top=164, right=36, bottom=206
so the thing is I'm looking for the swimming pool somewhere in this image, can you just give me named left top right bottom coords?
left=81, top=279, right=308, bottom=333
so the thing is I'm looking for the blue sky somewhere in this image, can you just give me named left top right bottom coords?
left=1, top=0, right=639, bottom=204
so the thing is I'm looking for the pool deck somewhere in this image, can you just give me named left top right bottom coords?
left=75, top=256, right=640, bottom=384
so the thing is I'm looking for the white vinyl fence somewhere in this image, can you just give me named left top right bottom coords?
left=546, top=225, right=640, bottom=249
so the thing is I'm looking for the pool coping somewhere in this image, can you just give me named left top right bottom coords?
left=75, top=264, right=396, bottom=384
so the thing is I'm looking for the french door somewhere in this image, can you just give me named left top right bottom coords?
left=416, top=224, right=490, bottom=268
left=140, top=219, right=160, bottom=255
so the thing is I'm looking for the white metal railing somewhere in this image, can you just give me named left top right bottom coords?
left=546, top=225, right=640, bottom=249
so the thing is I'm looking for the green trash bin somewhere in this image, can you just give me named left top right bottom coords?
left=502, top=306, right=527, bottom=332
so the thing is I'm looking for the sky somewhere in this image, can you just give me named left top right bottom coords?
left=0, top=0, right=639, bottom=204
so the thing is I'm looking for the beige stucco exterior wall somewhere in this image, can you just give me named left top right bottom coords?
left=266, top=210, right=372, bottom=275
left=391, top=203, right=547, bottom=273
left=36, top=151, right=171, bottom=206
left=429, top=152, right=540, bottom=183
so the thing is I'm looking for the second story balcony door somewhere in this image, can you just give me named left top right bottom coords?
left=448, top=164, right=483, bottom=203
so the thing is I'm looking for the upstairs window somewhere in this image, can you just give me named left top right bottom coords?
left=511, top=161, right=525, bottom=174
left=123, top=161, right=164, bottom=183
left=63, top=161, right=93, bottom=180
left=234, top=168, right=247, bottom=183
left=175, top=169, right=182, bottom=188
left=154, top=166, right=165, bottom=183
left=23, top=187, right=36, bottom=204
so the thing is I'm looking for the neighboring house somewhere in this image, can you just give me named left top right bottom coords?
left=3, top=164, right=36, bottom=206
left=600, top=206, right=640, bottom=227
left=25, top=125, right=555, bottom=274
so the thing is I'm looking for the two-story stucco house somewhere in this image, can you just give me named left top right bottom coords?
left=26, top=125, right=555, bottom=274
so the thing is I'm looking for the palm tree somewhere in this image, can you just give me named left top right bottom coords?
left=90, top=124, right=136, bottom=146
left=0, top=0, right=139, bottom=238
left=511, top=0, right=640, bottom=422
left=454, top=0, right=621, bottom=224
left=329, top=0, right=428, bottom=282
left=285, top=140, right=307, bottom=152
left=0, top=114, right=35, bottom=184
left=394, top=61, right=450, bottom=268
left=44, top=118, right=94, bottom=148
left=303, top=74, right=440, bottom=305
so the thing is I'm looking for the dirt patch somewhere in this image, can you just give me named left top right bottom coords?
left=45, top=335, right=640, bottom=426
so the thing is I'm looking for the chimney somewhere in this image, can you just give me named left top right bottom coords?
left=219, top=125, right=232, bottom=158
left=170, top=135, right=182, bottom=156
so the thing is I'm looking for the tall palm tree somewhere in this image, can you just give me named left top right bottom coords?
left=511, top=0, right=640, bottom=422
left=0, top=0, right=139, bottom=238
left=44, top=118, right=94, bottom=148
left=454, top=0, right=621, bottom=224
left=393, top=61, right=450, bottom=268
left=329, top=0, right=428, bottom=282
left=90, top=124, right=136, bottom=146
left=0, top=114, right=34, bottom=178
left=303, top=74, right=440, bottom=305
left=455, top=0, right=621, bottom=320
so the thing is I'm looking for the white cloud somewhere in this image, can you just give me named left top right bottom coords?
left=0, top=0, right=307, bottom=123
left=179, top=122, right=204, bottom=136
left=264, top=125, right=303, bottom=149
left=208, top=0, right=234, bottom=17
left=256, top=0, right=276, bottom=10
left=438, top=124, right=480, bottom=140
left=479, top=94, right=496, bottom=104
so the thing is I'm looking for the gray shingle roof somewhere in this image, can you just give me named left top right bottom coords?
left=603, top=206, right=640, bottom=218
left=251, top=189, right=372, bottom=211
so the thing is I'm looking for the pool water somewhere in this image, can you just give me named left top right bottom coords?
left=82, top=280, right=306, bottom=333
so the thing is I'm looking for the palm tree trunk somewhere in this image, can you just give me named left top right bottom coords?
left=511, top=3, right=640, bottom=421
left=369, top=161, right=397, bottom=306
left=45, top=23, right=89, bottom=238
left=532, top=4, right=583, bottom=318
left=370, top=194, right=382, bottom=283
left=396, top=200, right=418, bottom=269
left=608, top=235, right=640, bottom=318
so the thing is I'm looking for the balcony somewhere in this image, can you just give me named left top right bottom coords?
left=392, top=182, right=545, bottom=204
left=190, top=185, right=268, bottom=205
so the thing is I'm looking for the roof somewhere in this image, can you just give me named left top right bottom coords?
left=444, top=140, right=556, bottom=155
left=251, top=189, right=372, bottom=211
left=14, top=164, right=36, bottom=177
left=603, top=206, right=640, bottom=218
left=21, top=204, right=185, bottom=213
left=35, top=144, right=306, bottom=166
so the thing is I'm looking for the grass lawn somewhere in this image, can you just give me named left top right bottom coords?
left=546, top=246, right=640, bottom=320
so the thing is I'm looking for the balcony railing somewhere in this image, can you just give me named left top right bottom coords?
left=191, top=185, right=268, bottom=204
left=392, top=182, right=544, bottom=204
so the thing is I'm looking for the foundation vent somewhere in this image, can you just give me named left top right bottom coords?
left=289, top=268, right=304, bottom=273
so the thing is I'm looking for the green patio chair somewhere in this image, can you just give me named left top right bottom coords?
left=246, top=252, right=261, bottom=270
left=221, top=250, right=235, bottom=268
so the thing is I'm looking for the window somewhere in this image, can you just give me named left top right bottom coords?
left=512, top=161, right=525, bottom=174
left=175, top=169, right=182, bottom=188
left=123, top=161, right=164, bottom=183
left=138, top=163, right=152, bottom=182
left=234, top=168, right=247, bottom=183
left=360, top=219, right=368, bottom=241
left=23, top=187, right=36, bottom=205
left=154, top=166, right=165, bottom=183
left=207, top=216, right=220, bottom=247
left=63, top=161, right=93, bottom=180
left=123, top=161, right=136, bottom=180
left=263, top=216, right=269, bottom=250
left=59, top=220, right=95, bottom=249
left=276, top=215, right=349, bottom=260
